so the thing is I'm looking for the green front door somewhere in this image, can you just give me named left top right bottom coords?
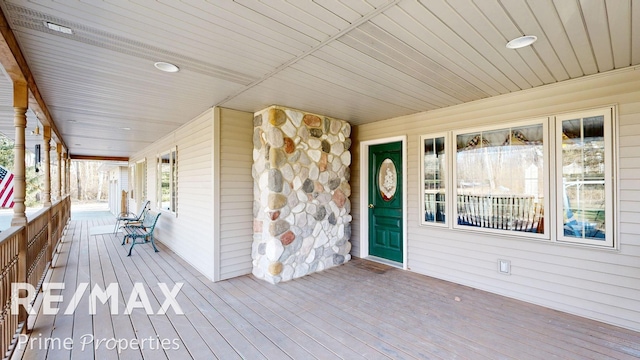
left=368, top=141, right=403, bottom=263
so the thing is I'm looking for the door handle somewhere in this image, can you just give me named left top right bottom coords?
left=368, top=204, right=375, bottom=209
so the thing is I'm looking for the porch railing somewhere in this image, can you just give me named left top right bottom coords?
left=0, top=196, right=71, bottom=359
left=457, top=194, right=544, bottom=233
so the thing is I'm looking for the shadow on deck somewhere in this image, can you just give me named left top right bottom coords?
left=14, top=214, right=640, bottom=359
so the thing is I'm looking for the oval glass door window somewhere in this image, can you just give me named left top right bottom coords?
left=379, top=158, right=397, bottom=201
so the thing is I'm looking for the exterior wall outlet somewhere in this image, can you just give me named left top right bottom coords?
left=498, top=259, right=511, bottom=275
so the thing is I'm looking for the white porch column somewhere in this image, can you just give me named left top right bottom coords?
left=55, top=144, right=61, bottom=200
left=42, top=126, right=51, bottom=207
left=66, top=153, right=70, bottom=195
left=11, top=82, right=27, bottom=226
left=61, top=150, right=66, bottom=196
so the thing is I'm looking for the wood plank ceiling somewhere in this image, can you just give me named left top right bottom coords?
left=0, top=0, right=637, bottom=159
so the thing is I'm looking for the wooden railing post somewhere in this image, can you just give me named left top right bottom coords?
left=55, top=144, right=61, bottom=200
left=61, top=151, right=66, bottom=197
left=46, top=207, right=52, bottom=266
left=43, top=127, right=53, bottom=266
left=43, top=126, right=52, bottom=207
left=17, top=226, right=27, bottom=329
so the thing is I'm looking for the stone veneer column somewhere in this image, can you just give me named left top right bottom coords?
left=252, top=106, right=352, bottom=284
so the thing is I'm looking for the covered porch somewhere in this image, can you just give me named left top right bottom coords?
left=12, top=210, right=640, bottom=360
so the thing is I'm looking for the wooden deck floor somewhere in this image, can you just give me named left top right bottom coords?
left=14, top=214, right=640, bottom=360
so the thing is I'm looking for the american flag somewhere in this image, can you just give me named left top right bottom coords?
left=0, top=165, right=14, bottom=208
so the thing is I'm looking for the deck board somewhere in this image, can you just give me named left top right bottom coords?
left=14, top=214, right=640, bottom=360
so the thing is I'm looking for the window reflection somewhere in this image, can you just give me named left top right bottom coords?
left=423, top=136, right=446, bottom=224
left=455, top=124, right=544, bottom=233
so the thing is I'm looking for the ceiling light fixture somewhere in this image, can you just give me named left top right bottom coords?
left=506, top=35, right=537, bottom=49
left=44, top=21, right=73, bottom=35
left=154, top=61, right=180, bottom=73
left=31, top=124, right=41, bottom=136
left=121, top=127, right=131, bottom=130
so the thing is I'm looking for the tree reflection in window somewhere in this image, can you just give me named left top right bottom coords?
left=157, top=148, right=177, bottom=213
left=561, top=116, right=606, bottom=240
left=422, top=135, right=446, bottom=224
left=455, top=124, right=545, bottom=234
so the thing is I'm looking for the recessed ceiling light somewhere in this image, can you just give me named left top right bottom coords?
left=154, top=61, right=180, bottom=73
left=68, top=120, right=78, bottom=123
left=506, top=35, right=537, bottom=49
left=121, top=127, right=131, bottom=130
left=44, top=21, right=73, bottom=35
left=74, top=143, right=81, bottom=146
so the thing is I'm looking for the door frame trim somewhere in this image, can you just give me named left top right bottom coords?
left=359, top=135, right=408, bottom=270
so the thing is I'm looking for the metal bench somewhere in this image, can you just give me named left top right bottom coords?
left=114, top=200, right=150, bottom=233
left=122, top=210, right=161, bottom=256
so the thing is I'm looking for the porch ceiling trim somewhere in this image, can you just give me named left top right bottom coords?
left=70, top=154, right=129, bottom=162
left=0, top=6, right=66, bottom=150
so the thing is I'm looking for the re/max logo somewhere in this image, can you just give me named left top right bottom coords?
left=12, top=282, right=184, bottom=315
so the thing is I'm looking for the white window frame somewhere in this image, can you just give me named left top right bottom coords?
left=157, top=147, right=177, bottom=215
left=134, top=158, right=147, bottom=206
left=129, top=164, right=135, bottom=200
left=419, top=132, right=450, bottom=227
left=451, top=118, right=550, bottom=240
left=418, top=106, right=617, bottom=249
left=555, top=107, right=615, bottom=248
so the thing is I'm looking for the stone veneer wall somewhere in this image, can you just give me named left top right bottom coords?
left=252, top=106, right=352, bottom=284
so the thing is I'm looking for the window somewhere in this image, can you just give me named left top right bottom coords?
left=132, top=159, right=147, bottom=205
left=129, top=164, right=135, bottom=199
left=157, top=148, right=177, bottom=214
left=420, top=134, right=447, bottom=226
left=556, top=108, right=614, bottom=247
left=453, top=120, right=547, bottom=237
left=420, top=106, right=616, bottom=248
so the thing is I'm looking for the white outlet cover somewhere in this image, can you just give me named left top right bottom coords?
left=498, top=259, right=511, bottom=274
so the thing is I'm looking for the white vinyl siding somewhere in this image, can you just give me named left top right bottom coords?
left=352, top=67, right=640, bottom=332
left=130, top=107, right=254, bottom=281
left=119, top=167, right=128, bottom=195
left=131, top=109, right=215, bottom=279
left=216, top=107, right=254, bottom=281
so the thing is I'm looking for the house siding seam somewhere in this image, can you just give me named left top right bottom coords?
left=351, top=68, right=640, bottom=332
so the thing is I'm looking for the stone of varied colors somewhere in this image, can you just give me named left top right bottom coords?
left=270, top=108, right=287, bottom=126
left=268, top=262, right=283, bottom=275
left=268, top=211, right=280, bottom=221
left=283, top=137, right=295, bottom=153
left=309, top=128, right=323, bottom=138
left=302, top=178, right=314, bottom=193
left=308, top=149, right=321, bottom=163
left=328, top=178, right=340, bottom=190
left=321, top=140, right=331, bottom=153
left=332, top=189, right=346, bottom=208
left=319, top=153, right=328, bottom=172
left=280, top=231, right=295, bottom=246
left=269, top=219, right=290, bottom=236
left=252, top=105, right=352, bottom=284
left=254, top=114, right=263, bottom=127
left=330, top=119, right=341, bottom=134
left=313, top=206, right=327, bottom=221
left=268, top=169, right=283, bottom=193
left=253, top=129, right=262, bottom=149
left=270, top=148, right=287, bottom=168
left=268, top=128, right=284, bottom=148
left=303, top=114, right=321, bottom=127
left=268, top=193, right=287, bottom=210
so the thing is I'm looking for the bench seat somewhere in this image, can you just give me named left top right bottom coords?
left=122, top=210, right=161, bottom=256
